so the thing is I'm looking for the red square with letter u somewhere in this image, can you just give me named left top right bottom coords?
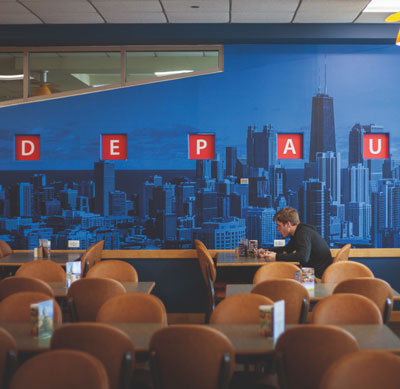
left=363, top=133, right=389, bottom=159
left=188, top=134, right=215, bottom=160
left=15, top=135, right=40, bottom=161
left=277, top=133, right=303, bottom=159
left=102, top=134, right=127, bottom=160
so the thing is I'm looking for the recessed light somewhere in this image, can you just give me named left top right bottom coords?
left=191, top=5, right=200, bottom=9
left=363, top=0, right=400, bottom=13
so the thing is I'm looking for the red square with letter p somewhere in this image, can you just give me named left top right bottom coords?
left=15, top=135, right=40, bottom=161
left=188, top=134, right=215, bottom=160
left=102, top=134, right=127, bottom=160
left=363, top=133, right=389, bottom=159
left=277, top=133, right=303, bottom=159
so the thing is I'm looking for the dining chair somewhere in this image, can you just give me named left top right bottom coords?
left=332, top=243, right=351, bottom=263
left=0, top=291, right=62, bottom=323
left=97, top=292, right=167, bottom=324
left=320, top=350, right=400, bottom=389
left=149, top=324, right=235, bottom=389
left=252, top=262, right=300, bottom=284
left=67, top=277, right=126, bottom=321
left=274, top=325, right=359, bottom=389
left=321, top=261, right=374, bottom=283
left=0, top=240, right=13, bottom=257
left=0, top=327, right=17, bottom=389
left=9, top=349, right=109, bottom=389
left=311, top=293, right=383, bottom=325
left=209, top=293, right=273, bottom=324
left=15, top=259, right=66, bottom=282
left=51, top=322, right=135, bottom=389
left=251, top=279, right=310, bottom=323
left=0, top=276, right=54, bottom=300
left=80, top=240, right=104, bottom=277
left=194, top=239, right=220, bottom=323
left=333, top=277, right=393, bottom=324
left=86, top=260, right=138, bottom=282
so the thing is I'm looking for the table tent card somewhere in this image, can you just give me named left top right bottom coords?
left=66, top=261, right=82, bottom=288
left=259, top=299, right=285, bottom=342
left=296, top=267, right=315, bottom=291
left=30, top=299, right=54, bottom=338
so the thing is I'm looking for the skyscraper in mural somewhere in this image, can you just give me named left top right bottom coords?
left=309, top=93, right=336, bottom=163
left=94, top=160, right=115, bottom=216
left=247, top=125, right=276, bottom=171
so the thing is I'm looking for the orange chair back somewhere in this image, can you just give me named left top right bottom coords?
left=0, top=276, right=54, bottom=300
left=68, top=277, right=126, bottom=321
left=10, top=349, right=109, bottom=389
left=0, top=240, right=12, bottom=257
left=253, top=262, right=300, bottom=284
left=332, top=244, right=351, bottom=263
left=15, top=260, right=66, bottom=282
left=275, top=325, right=359, bottom=389
left=252, top=279, right=310, bottom=323
left=0, top=291, right=62, bottom=323
left=80, top=240, right=104, bottom=276
left=209, top=293, right=273, bottom=324
left=86, top=260, right=138, bottom=282
left=97, top=292, right=167, bottom=324
left=311, top=293, right=383, bottom=325
left=321, top=261, right=373, bottom=283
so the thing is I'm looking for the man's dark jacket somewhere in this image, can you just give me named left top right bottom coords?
left=273, top=223, right=333, bottom=278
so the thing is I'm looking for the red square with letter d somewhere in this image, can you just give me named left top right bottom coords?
left=188, top=134, right=215, bottom=160
left=15, top=135, right=40, bottom=161
left=102, top=134, right=127, bottom=160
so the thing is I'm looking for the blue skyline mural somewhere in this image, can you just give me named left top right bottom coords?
left=0, top=44, right=399, bottom=250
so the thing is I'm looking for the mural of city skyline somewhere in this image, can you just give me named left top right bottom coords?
left=0, top=44, right=399, bottom=250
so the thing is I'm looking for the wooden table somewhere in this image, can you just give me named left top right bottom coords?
left=3, top=322, right=400, bottom=356
left=49, top=281, right=156, bottom=297
left=216, top=252, right=299, bottom=267
left=226, top=283, right=400, bottom=301
left=0, top=252, right=82, bottom=267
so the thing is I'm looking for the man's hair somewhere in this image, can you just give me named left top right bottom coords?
left=273, top=207, right=300, bottom=226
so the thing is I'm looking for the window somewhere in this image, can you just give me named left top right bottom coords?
left=0, top=46, right=223, bottom=106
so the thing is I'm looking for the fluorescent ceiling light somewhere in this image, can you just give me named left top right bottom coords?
left=0, top=74, right=24, bottom=80
left=154, top=70, right=194, bottom=77
left=364, top=0, right=400, bottom=13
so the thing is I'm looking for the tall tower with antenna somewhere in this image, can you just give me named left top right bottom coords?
left=309, top=62, right=336, bottom=163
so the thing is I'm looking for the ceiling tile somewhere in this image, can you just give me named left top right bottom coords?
left=162, top=0, right=229, bottom=13
left=231, top=12, right=294, bottom=23
left=92, top=1, right=162, bottom=13
left=167, top=12, right=229, bottom=23
left=22, top=1, right=97, bottom=14
left=295, top=0, right=369, bottom=23
left=41, top=13, right=104, bottom=23
left=232, top=0, right=298, bottom=13
left=355, top=12, right=395, bottom=23
left=103, top=12, right=167, bottom=23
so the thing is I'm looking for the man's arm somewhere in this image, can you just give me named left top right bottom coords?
left=275, top=229, right=312, bottom=264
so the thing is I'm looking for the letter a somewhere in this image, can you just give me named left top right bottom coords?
left=283, top=139, right=296, bottom=155
left=369, top=139, right=381, bottom=155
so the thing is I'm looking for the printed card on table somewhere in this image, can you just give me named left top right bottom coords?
left=66, top=261, right=82, bottom=288
left=30, top=299, right=54, bottom=338
left=259, top=299, right=285, bottom=342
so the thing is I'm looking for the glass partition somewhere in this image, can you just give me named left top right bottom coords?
left=126, top=50, right=219, bottom=83
left=29, top=51, right=121, bottom=96
left=0, top=53, right=24, bottom=102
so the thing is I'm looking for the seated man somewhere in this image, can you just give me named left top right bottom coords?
left=260, top=207, right=332, bottom=278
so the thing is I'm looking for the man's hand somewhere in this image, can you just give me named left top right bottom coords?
left=258, top=249, right=276, bottom=262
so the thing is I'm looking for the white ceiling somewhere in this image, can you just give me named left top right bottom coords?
left=0, top=0, right=398, bottom=25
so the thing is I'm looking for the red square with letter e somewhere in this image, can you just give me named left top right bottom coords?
left=102, top=134, right=127, bottom=160
left=277, top=133, right=303, bottom=159
left=15, top=135, right=40, bottom=161
left=188, top=134, right=215, bottom=160
left=363, top=133, right=389, bottom=159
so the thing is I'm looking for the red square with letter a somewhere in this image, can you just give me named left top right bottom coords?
left=15, top=135, right=40, bottom=161
left=277, top=133, right=303, bottom=159
left=102, top=134, right=127, bottom=160
left=363, top=133, right=389, bottom=159
left=188, top=134, right=215, bottom=160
